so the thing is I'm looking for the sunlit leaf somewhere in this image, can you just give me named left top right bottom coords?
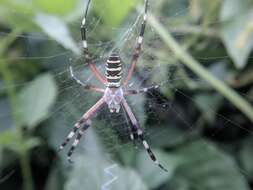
left=34, top=13, right=80, bottom=54
left=1, top=0, right=34, bottom=16
left=0, top=131, right=18, bottom=147
left=0, top=0, right=35, bottom=30
left=193, top=0, right=221, bottom=24
left=93, top=0, right=140, bottom=26
left=16, top=73, right=57, bottom=128
left=220, top=0, right=253, bottom=68
left=33, top=0, right=76, bottom=15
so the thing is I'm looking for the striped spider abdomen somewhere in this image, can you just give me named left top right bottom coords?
left=106, top=53, right=122, bottom=88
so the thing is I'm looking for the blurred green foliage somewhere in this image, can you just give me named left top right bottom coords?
left=93, top=0, right=139, bottom=26
left=0, top=0, right=253, bottom=190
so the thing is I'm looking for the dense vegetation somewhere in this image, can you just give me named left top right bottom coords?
left=0, top=0, right=253, bottom=190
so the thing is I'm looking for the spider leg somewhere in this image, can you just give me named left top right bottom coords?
left=81, top=0, right=107, bottom=85
left=67, top=122, right=90, bottom=163
left=124, top=84, right=159, bottom=95
left=123, top=0, right=149, bottom=85
left=129, top=125, right=139, bottom=148
left=121, top=104, right=138, bottom=147
left=70, top=66, right=104, bottom=93
left=58, top=97, right=105, bottom=161
left=121, top=98, right=168, bottom=172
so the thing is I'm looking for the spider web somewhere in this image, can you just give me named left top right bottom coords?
left=0, top=0, right=252, bottom=189
left=46, top=0, right=253, bottom=176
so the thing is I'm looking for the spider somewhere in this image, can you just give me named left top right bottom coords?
left=58, top=0, right=167, bottom=172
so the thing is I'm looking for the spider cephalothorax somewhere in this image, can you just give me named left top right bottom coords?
left=103, top=87, right=123, bottom=113
left=58, top=0, right=167, bottom=172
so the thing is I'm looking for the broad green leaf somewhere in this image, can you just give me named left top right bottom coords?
left=220, top=0, right=253, bottom=68
left=34, top=13, right=80, bottom=54
left=16, top=73, right=57, bottom=128
left=65, top=155, right=148, bottom=190
left=33, top=0, right=76, bottom=15
left=1, top=0, right=34, bottom=16
left=172, top=140, right=250, bottom=190
left=0, top=131, right=18, bottom=147
left=136, top=149, right=181, bottom=189
left=93, top=0, right=140, bottom=26
left=203, top=0, right=221, bottom=24
left=0, top=0, right=36, bottom=30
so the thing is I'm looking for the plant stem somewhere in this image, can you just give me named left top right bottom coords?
left=168, top=25, right=219, bottom=39
left=0, top=30, right=34, bottom=190
left=148, top=14, right=253, bottom=122
left=20, top=152, right=34, bottom=190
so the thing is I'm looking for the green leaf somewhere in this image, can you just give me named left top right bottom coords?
left=172, top=140, right=250, bottom=190
left=93, top=0, right=140, bottom=27
left=0, top=131, right=18, bottom=147
left=33, top=0, right=76, bottom=15
left=16, top=73, right=57, bottom=128
left=0, top=0, right=34, bottom=16
left=65, top=155, right=148, bottom=190
left=34, top=13, right=80, bottom=54
left=0, top=0, right=36, bottom=30
left=220, top=0, right=253, bottom=69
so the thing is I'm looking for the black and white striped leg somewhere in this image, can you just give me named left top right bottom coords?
left=125, top=116, right=138, bottom=148
left=67, top=122, right=90, bottom=163
left=121, top=98, right=168, bottom=172
left=69, top=66, right=104, bottom=93
left=137, top=128, right=168, bottom=172
left=80, top=0, right=89, bottom=52
left=127, top=125, right=135, bottom=142
left=80, top=0, right=107, bottom=84
left=124, top=0, right=149, bottom=85
left=58, top=98, right=105, bottom=156
left=58, top=119, right=85, bottom=152
left=125, top=84, right=160, bottom=95
left=121, top=106, right=138, bottom=148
